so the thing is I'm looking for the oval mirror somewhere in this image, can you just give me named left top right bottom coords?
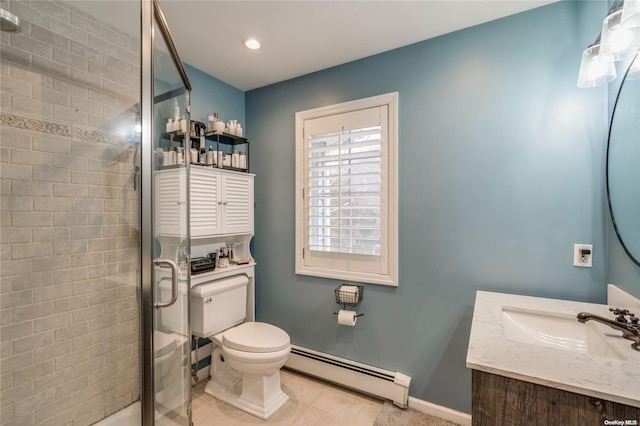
left=607, top=54, right=640, bottom=267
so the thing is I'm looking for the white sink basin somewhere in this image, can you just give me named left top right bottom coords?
left=501, top=306, right=626, bottom=360
left=468, top=292, right=640, bottom=409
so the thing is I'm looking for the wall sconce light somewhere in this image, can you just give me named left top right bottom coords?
left=601, top=1, right=640, bottom=61
left=578, top=0, right=640, bottom=87
left=577, top=36, right=617, bottom=88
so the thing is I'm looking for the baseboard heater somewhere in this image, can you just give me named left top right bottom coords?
left=285, top=345, right=411, bottom=408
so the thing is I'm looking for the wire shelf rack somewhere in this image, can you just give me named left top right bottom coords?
left=334, top=284, right=363, bottom=308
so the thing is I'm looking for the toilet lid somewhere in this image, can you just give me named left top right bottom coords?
left=222, top=322, right=290, bottom=353
left=154, top=331, right=177, bottom=358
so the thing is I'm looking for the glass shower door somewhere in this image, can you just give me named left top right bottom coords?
left=141, top=1, right=192, bottom=425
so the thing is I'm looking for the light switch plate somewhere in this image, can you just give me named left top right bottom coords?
left=573, top=244, right=593, bottom=268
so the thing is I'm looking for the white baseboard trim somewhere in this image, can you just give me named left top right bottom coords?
left=408, top=397, right=471, bottom=426
left=285, top=345, right=411, bottom=408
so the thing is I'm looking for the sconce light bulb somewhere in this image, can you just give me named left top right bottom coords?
left=608, top=26, right=633, bottom=52
left=588, top=60, right=608, bottom=78
left=577, top=43, right=617, bottom=88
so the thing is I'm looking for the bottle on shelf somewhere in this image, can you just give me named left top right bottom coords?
left=162, top=148, right=172, bottom=166
left=214, top=112, right=225, bottom=133
left=227, top=121, right=237, bottom=135
left=172, top=99, right=180, bottom=122
left=232, top=149, right=239, bottom=168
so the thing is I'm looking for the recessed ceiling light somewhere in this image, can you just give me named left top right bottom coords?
left=243, top=38, right=261, bottom=50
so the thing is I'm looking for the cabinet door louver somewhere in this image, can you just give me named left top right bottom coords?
left=190, top=168, right=220, bottom=236
left=155, top=169, right=187, bottom=236
left=222, top=174, right=253, bottom=234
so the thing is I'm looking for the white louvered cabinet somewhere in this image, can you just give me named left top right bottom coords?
left=157, top=167, right=253, bottom=238
left=219, top=172, right=254, bottom=235
left=190, top=167, right=221, bottom=236
left=155, top=167, right=188, bottom=237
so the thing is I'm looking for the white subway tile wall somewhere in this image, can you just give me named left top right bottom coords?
left=1, top=0, right=141, bottom=424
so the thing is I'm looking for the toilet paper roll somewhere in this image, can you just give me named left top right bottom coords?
left=337, top=309, right=357, bottom=326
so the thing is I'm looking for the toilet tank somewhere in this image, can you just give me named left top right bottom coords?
left=191, top=274, right=248, bottom=338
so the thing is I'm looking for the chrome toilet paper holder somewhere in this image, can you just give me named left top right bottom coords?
left=333, top=311, right=364, bottom=318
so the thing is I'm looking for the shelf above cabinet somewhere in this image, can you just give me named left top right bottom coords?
left=159, top=129, right=250, bottom=172
left=189, top=262, right=256, bottom=287
left=205, top=131, right=247, bottom=145
left=160, top=130, right=248, bottom=145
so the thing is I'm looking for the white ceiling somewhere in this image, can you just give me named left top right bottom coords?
left=73, top=1, right=557, bottom=91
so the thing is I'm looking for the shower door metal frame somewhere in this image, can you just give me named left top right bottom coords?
left=141, top=0, right=193, bottom=424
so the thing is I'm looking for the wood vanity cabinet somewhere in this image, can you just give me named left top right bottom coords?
left=472, top=370, right=640, bottom=426
left=155, top=167, right=254, bottom=237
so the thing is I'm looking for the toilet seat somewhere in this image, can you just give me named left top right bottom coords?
left=222, top=322, right=290, bottom=353
left=223, top=345, right=291, bottom=369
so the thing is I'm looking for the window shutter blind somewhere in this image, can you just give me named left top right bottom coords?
left=307, top=126, right=382, bottom=255
left=295, top=92, right=397, bottom=286
left=303, top=106, right=388, bottom=276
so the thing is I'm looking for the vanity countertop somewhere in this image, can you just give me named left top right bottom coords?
left=466, top=291, right=640, bottom=408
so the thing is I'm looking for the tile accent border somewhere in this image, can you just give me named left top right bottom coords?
left=1, top=111, right=72, bottom=137
left=0, top=112, right=128, bottom=145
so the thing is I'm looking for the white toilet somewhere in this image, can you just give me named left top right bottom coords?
left=190, top=274, right=291, bottom=419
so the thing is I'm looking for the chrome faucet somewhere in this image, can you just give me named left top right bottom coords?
left=577, top=308, right=640, bottom=351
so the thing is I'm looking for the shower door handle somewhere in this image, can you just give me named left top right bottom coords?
left=154, top=258, right=179, bottom=309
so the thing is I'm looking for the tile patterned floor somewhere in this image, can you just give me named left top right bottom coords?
left=191, top=368, right=384, bottom=425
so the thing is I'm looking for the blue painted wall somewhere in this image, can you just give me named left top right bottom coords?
left=244, top=1, right=609, bottom=413
left=184, top=63, right=245, bottom=128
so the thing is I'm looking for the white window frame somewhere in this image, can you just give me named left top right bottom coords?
left=295, top=92, right=398, bottom=287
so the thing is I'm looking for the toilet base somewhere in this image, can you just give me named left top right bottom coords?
left=204, top=371, right=289, bottom=419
